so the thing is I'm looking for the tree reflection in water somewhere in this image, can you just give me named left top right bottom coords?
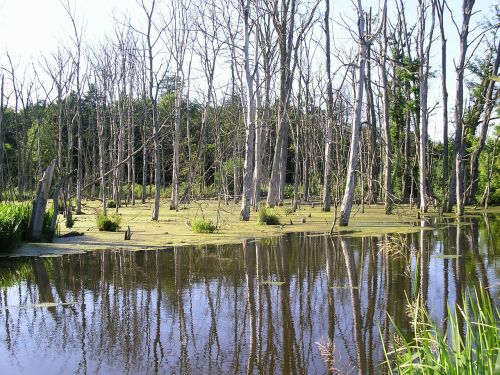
left=0, top=215, right=498, bottom=374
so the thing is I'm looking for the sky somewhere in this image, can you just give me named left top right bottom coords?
left=0, top=0, right=498, bottom=140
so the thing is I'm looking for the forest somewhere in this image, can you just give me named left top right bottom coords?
left=0, top=0, right=498, bottom=228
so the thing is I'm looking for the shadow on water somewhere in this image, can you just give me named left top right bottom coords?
left=0, top=214, right=498, bottom=374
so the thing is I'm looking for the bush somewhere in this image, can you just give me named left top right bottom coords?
left=106, top=200, right=116, bottom=208
left=257, top=206, right=281, bottom=225
left=96, top=212, right=122, bottom=232
left=191, top=218, right=216, bottom=233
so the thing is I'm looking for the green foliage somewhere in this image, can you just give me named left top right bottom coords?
left=284, top=184, right=295, bottom=199
left=42, top=207, right=55, bottom=241
left=96, top=212, right=122, bottom=232
left=106, top=200, right=117, bottom=208
left=191, top=218, right=216, bottom=233
left=257, top=206, right=281, bottom=225
left=0, top=203, right=31, bottom=250
left=382, top=289, right=500, bottom=374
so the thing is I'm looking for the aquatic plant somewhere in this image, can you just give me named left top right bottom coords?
left=191, top=218, right=216, bottom=233
left=382, top=289, right=500, bottom=374
left=96, top=212, right=122, bottom=232
left=0, top=203, right=31, bottom=250
left=377, top=235, right=408, bottom=259
left=42, top=206, right=56, bottom=241
left=257, top=206, right=280, bottom=225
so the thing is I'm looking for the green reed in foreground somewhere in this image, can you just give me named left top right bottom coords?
left=0, top=203, right=55, bottom=250
left=382, top=288, right=500, bottom=374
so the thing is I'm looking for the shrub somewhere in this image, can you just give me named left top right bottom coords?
left=257, top=206, right=281, bottom=225
left=96, top=212, right=122, bottom=232
left=106, top=200, right=117, bottom=208
left=191, top=218, right=216, bottom=233
left=382, top=289, right=499, bottom=374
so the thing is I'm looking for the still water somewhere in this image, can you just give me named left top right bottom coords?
left=0, top=214, right=498, bottom=374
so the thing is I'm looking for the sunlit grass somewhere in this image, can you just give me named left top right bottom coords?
left=382, top=289, right=500, bottom=374
left=0, top=203, right=31, bottom=250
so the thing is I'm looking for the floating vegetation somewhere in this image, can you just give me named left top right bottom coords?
left=433, top=254, right=462, bottom=259
left=4, top=302, right=77, bottom=310
left=260, top=280, right=285, bottom=286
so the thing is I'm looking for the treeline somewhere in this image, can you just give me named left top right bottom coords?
left=0, top=0, right=498, bottom=225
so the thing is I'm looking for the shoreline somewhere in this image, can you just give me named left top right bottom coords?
left=3, top=200, right=498, bottom=258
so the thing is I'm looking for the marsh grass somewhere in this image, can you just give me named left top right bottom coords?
left=257, top=206, right=281, bottom=225
left=96, top=212, right=122, bottom=232
left=191, top=218, right=216, bottom=233
left=382, top=288, right=500, bottom=374
left=0, top=203, right=31, bottom=250
left=378, top=235, right=408, bottom=258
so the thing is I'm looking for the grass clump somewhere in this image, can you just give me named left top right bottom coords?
left=96, top=212, right=122, bottom=232
left=257, top=206, right=280, bottom=225
left=191, top=218, right=216, bottom=233
left=106, top=200, right=116, bottom=208
left=0, top=203, right=31, bottom=250
left=382, top=288, right=500, bottom=374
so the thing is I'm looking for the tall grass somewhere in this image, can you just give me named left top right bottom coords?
left=382, top=289, right=500, bottom=374
left=0, top=203, right=32, bottom=250
left=191, top=218, right=216, bottom=233
left=257, top=206, right=281, bottom=225
left=96, top=212, right=122, bottom=232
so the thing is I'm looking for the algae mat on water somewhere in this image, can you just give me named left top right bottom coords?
left=7, top=200, right=499, bottom=256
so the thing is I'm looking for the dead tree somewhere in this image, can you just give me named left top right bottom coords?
left=240, top=0, right=256, bottom=220
left=417, top=0, right=435, bottom=213
left=27, top=160, right=56, bottom=241
left=339, top=0, right=386, bottom=226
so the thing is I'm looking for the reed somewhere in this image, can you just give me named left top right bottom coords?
left=0, top=203, right=32, bottom=250
left=382, top=288, right=500, bottom=374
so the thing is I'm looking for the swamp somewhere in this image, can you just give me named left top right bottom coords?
left=0, top=206, right=499, bottom=373
left=0, top=0, right=499, bottom=373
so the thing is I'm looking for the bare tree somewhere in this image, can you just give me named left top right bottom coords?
left=322, top=0, right=334, bottom=212
left=416, top=0, right=435, bottom=213
left=379, top=6, right=392, bottom=214
left=453, top=0, right=476, bottom=216
left=338, top=0, right=386, bottom=226
left=240, top=0, right=256, bottom=220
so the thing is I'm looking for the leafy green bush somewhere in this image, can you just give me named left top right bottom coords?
left=96, top=212, right=122, bottom=232
left=191, top=218, right=216, bottom=233
left=106, top=200, right=116, bottom=208
left=382, top=289, right=499, bottom=374
left=0, top=203, right=31, bottom=250
left=257, top=206, right=281, bottom=225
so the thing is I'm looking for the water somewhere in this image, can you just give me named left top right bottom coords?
left=0, top=214, right=498, bottom=374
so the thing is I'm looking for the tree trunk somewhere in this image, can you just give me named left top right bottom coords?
left=240, top=0, right=255, bottom=221
left=322, top=0, right=334, bottom=211
left=28, top=160, right=56, bottom=241
left=453, top=0, right=475, bottom=216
